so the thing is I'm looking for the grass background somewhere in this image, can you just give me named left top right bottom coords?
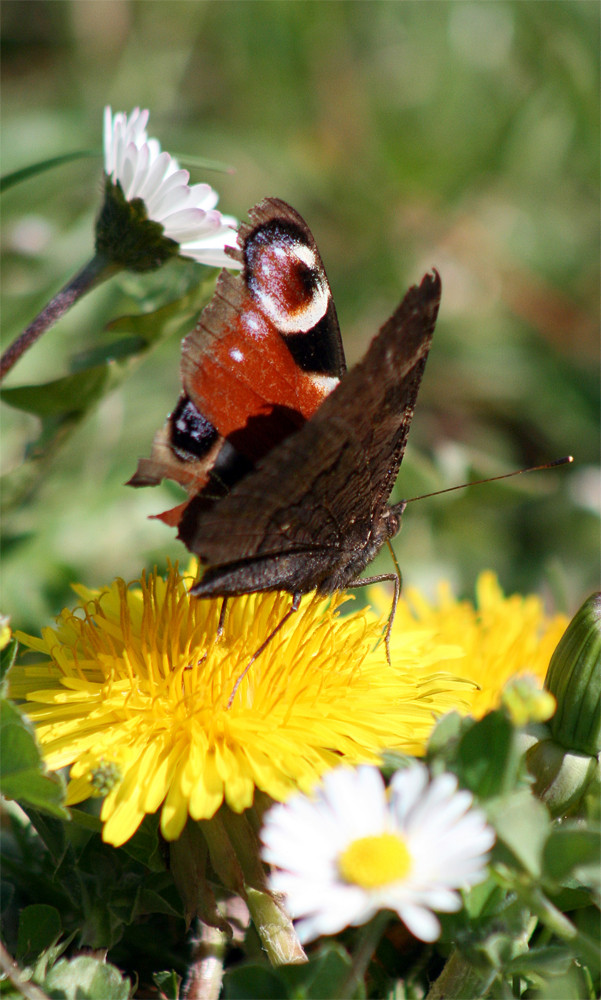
left=1, top=0, right=599, bottom=635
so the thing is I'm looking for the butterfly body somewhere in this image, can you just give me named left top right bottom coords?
left=131, top=198, right=441, bottom=609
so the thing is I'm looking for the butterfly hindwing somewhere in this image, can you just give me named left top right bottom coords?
left=129, top=198, right=345, bottom=520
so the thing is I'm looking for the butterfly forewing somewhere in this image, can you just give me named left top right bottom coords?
left=179, top=270, right=441, bottom=589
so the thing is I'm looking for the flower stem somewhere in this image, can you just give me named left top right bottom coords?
left=182, top=922, right=228, bottom=1000
left=0, top=253, right=118, bottom=381
left=244, top=885, right=307, bottom=966
left=526, top=885, right=600, bottom=969
left=220, top=808, right=307, bottom=966
left=332, top=911, right=391, bottom=1000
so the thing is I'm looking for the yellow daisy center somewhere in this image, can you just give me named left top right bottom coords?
left=338, top=832, right=412, bottom=888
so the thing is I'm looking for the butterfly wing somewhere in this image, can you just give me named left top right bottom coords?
left=181, top=269, right=441, bottom=595
left=129, top=198, right=345, bottom=522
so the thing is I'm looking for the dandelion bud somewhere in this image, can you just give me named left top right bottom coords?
left=524, top=736, right=599, bottom=816
left=523, top=594, right=601, bottom=816
left=545, top=593, right=601, bottom=757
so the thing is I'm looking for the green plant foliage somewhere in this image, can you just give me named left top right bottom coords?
left=1, top=2, right=599, bottom=997
left=42, top=955, right=131, bottom=1000
left=0, top=699, right=68, bottom=818
left=0, top=150, right=100, bottom=193
left=424, top=707, right=600, bottom=995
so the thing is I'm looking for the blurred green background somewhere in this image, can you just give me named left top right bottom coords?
left=1, top=0, right=599, bottom=634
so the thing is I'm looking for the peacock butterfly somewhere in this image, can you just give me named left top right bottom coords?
left=130, top=197, right=441, bottom=673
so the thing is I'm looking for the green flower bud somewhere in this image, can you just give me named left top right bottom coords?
left=524, top=735, right=599, bottom=816
left=90, top=759, right=122, bottom=796
left=545, top=593, right=601, bottom=756
left=501, top=675, right=556, bottom=727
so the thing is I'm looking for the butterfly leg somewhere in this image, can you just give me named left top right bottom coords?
left=346, top=572, right=400, bottom=665
left=192, top=598, right=228, bottom=675
left=217, top=597, right=228, bottom=637
left=227, top=592, right=302, bottom=708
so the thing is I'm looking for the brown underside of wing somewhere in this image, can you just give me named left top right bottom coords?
left=179, top=269, right=441, bottom=564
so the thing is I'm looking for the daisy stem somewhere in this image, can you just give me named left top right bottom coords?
left=525, top=885, right=600, bottom=970
left=333, top=911, right=391, bottom=1000
left=0, top=253, right=118, bottom=381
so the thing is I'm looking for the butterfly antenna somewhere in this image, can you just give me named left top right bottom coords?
left=405, top=456, right=573, bottom=505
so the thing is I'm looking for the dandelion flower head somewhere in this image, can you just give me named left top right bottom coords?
left=10, top=564, right=470, bottom=847
left=374, top=571, right=568, bottom=718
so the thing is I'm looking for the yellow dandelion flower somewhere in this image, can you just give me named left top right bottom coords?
left=0, top=614, right=11, bottom=650
left=9, top=564, right=469, bottom=848
left=374, top=570, right=568, bottom=719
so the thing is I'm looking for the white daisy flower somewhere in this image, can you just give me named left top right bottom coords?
left=261, top=763, right=495, bottom=944
left=101, top=106, right=239, bottom=269
left=1, top=106, right=242, bottom=380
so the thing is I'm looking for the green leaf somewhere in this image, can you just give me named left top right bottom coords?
left=16, top=904, right=62, bottom=964
left=487, top=788, right=550, bottom=877
left=1, top=878, right=15, bottom=918
left=137, top=884, right=183, bottom=921
left=69, top=807, right=103, bottom=835
left=546, top=592, right=601, bottom=756
left=223, top=963, right=288, bottom=1000
left=504, top=943, right=573, bottom=977
left=282, top=941, right=355, bottom=999
left=31, top=930, right=78, bottom=984
left=0, top=700, right=67, bottom=817
left=548, top=885, right=597, bottom=913
left=455, top=711, right=521, bottom=798
left=42, top=955, right=131, bottom=1000
left=120, top=813, right=165, bottom=872
left=153, top=969, right=181, bottom=1000
left=105, top=272, right=216, bottom=345
left=1, top=366, right=111, bottom=417
left=543, top=825, right=601, bottom=884
left=522, top=965, right=597, bottom=999
left=23, top=808, right=70, bottom=862
left=0, top=149, right=100, bottom=192
left=571, top=905, right=601, bottom=970
left=461, top=874, right=503, bottom=920
left=426, top=711, right=465, bottom=757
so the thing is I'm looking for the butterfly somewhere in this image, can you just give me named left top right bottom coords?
left=130, top=198, right=441, bottom=695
